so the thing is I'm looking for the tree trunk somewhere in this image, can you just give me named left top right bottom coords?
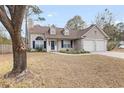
left=5, top=30, right=27, bottom=78
left=12, top=40, right=27, bottom=74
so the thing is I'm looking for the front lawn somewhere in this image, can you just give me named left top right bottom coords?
left=0, top=52, right=124, bottom=88
left=112, top=48, right=124, bottom=52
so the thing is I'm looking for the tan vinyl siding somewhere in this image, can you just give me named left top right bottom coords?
left=82, top=26, right=106, bottom=40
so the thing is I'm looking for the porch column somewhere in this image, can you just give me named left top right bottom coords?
left=46, top=39, right=50, bottom=52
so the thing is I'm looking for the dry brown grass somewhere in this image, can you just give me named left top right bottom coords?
left=112, top=48, right=124, bottom=52
left=0, top=52, right=124, bottom=88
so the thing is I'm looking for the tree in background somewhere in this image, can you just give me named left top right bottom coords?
left=0, top=5, right=27, bottom=78
left=25, top=5, right=45, bottom=49
left=103, top=24, right=120, bottom=41
left=94, top=9, right=122, bottom=50
left=116, top=22, right=124, bottom=41
left=0, top=26, right=11, bottom=44
left=66, top=15, right=86, bottom=31
left=27, top=5, right=45, bottom=21
left=0, top=25, right=4, bottom=37
left=116, top=22, right=124, bottom=32
left=94, top=9, right=114, bottom=29
left=94, top=9, right=121, bottom=41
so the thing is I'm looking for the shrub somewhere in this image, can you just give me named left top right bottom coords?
left=59, top=50, right=67, bottom=53
left=35, top=47, right=44, bottom=52
left=59, top=49, right=90, bottom=54
left=35, top=47, right=47, bottom=52
left=42, top=49, right=47, bottom=52
left=66, top=49, right=69, bottom=51
left=80, top=49, right=90, bottom=53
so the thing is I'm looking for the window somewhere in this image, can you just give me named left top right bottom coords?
left=63, top=44, right=71, bottom=48
left=35, top=36, right=43, bottom=40
left=64, top=26, right=69, bottom=35
left=50, top=25, right=56, bottom=35
left=61, top=40, right=72, bottom=48
left=50, top=28, right=56, bottom=34
left=35, top=41, right=42, bottom=49
left=35, top=36, right=44, bottom=49
left=64, top=29, right=69, bottom=35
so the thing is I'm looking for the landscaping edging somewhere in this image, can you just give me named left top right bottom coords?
left=51, top=52, right=91, bottom=56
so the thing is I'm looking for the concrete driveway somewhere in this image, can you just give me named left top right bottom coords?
left=92, top=51, right=124, bottom=59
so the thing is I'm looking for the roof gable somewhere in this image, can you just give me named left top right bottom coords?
left=95, top=25, right=110, bottom=39
left=81, top=25, right=109, bottom=39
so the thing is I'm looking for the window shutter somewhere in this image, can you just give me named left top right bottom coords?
left=71, top=40, right=73, bottom=48
left=33, top=41, right=35, bottom=49
left=44, top=41, right=46, bottom=48
left=61, top=40, right=63, bottom=48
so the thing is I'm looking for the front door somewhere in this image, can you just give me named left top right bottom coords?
left=51, top=41, right=55, bottom=50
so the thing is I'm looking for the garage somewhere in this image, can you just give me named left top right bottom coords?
left=83, top=40, right=106, bottom=52
left=95, top=40, right=106, bottom=51
left=83, top=40, right=95, bottom=52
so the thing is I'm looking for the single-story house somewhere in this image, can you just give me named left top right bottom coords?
left=28, top=24, right=109, bottom=52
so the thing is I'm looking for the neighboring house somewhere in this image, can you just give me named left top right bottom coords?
left=28, top=24, right=109, bottom=52
left=119, top=41, right=124, bottom=48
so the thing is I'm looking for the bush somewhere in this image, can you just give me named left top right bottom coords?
left=107, top=41, right=117, bottom=51
left=42, top=49, right=47, bottom=52
left=27, top=48, right=31, bottom=52
left=80, top=49, right=90, bottom=53
left=59, top=50, right=67, bottom=53
left=35, top=47, right=43, bottom=52
left=59, top=49, right=90, bottom=54
left=35, top=47, right=46, bottom=52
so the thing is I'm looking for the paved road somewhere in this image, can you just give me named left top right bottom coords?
left=92, top=51, right=124, bottom=59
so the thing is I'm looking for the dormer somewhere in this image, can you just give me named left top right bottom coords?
left=64, top=26, right=69, bottom=35
left=49, top=24, right=56, bottom=35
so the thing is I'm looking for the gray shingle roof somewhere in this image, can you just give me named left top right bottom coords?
left=29, top=24, right=96, bottom=39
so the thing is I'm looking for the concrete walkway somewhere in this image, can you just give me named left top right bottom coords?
left=92, top=51, right=124, bottom=59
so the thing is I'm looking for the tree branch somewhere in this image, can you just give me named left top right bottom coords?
left=6, top=5, right=15, bottom=19
left=0, top=5, right=13, bottom=34
left=12, top=5, right=26, bottom=31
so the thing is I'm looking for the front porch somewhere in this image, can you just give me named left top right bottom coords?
left=46, top=39, right=75, bottom=52
left=30, top=35, right=76, bottom=52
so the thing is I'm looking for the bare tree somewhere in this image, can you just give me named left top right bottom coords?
left=0, top=5, right=27, bottom=78
left=94, top=9, right=114, bottom=29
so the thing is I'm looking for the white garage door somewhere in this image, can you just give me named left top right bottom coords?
left=96, top=40, right=105, bottom=51
left=83, top=40, right=106, bottom=52
left=83, top=40, right=95, bottom=52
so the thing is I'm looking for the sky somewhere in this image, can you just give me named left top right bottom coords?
left=1, top=5, right=124, bottom=38
left=33, top=5, right=124, bottom=28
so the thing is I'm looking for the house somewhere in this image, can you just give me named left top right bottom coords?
left=119, top=41, right=124, bottom=48
left=28, top=24, right=109, bottom=52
